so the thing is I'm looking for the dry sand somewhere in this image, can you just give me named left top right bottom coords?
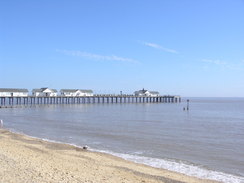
left=0, top=129, right=218, bottom=183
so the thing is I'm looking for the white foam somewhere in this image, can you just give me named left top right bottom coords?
left=91, top=149, right=244, bottom=183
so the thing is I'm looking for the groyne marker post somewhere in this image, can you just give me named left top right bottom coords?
left=187, top=99, right=190, bottom=110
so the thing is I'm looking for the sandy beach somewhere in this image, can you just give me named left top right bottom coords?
left=0, top=129, right=218, bottom=183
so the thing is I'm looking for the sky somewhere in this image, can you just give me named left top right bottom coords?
left=0, top=0, right=244, bottom=97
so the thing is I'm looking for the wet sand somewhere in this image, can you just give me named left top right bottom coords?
left=0, top=129, right=218, bottom=183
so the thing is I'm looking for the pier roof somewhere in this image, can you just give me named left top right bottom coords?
left=0, top=88, right=28, bottom=92
left=60, top=89, right=79, bottom=92
left=149, top=91, right=159, bottom=94
left=32, top=88, right=57, bottom=93
left=80, top=90, right=93, bottom=93
left=60, top=89, right=93, bottom=93
left=137, top=89, right=148, bottom=93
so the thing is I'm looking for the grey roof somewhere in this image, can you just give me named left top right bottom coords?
left=79, top=89, right=93, bottom=93
left=60, top=89, right=79, bottom=93
left=60, top=89, right=93, bottom=93
left=32, top=89, right=42, bottom=92
left=135, top=89, right=148, bottom=93
left=140, top=90, right=148, bottom=93
left=149, top=91, right=159, bottom=94
left=0, top=88, right=28, bottom=92
left=32, top=88, right=57, bottom=93
left=135, top=89, right=159, bottom=95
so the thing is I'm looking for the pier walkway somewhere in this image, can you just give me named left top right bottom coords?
left=0, top=95, right=181, bottom=107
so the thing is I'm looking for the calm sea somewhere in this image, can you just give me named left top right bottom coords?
left=0, top=98, right=244, bottom=183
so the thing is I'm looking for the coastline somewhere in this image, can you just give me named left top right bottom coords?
left=0, top=128, right=218, bottom=183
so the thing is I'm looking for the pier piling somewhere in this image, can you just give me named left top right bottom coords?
left=0, top=95, right=181, bottom=107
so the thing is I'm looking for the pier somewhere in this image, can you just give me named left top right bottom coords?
left=0, top=95, right=181, bottom=107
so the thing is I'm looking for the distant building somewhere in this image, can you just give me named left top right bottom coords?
left=60, top=89, right=93, bottom=96
left=149, top=91, right=160, bottom=97
left=0, top=88, right=29, bottom=97
left=134, top=88, right=159, bottom=97
left=32, top=88, right=57, bottom=97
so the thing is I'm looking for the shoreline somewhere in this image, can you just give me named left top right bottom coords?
left=0, top=128, right=218, bottom=183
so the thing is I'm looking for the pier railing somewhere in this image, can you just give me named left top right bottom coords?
left=0, top=95, right=181, bottom=107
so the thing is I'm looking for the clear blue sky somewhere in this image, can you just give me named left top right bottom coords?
left=0, top=0, right=244, bottom=97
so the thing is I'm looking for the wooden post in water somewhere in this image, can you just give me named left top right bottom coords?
left=187, top=99, right=190, bottom=110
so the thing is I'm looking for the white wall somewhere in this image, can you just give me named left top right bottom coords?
left=134, top=91, right=159, bottom=97
left=134, top=91, right=149, bottom=96
left=79, top=92, right=93, bottom=96
left=149, top=93, right=159, bottom=97
left=0, top=92, right=28, bottom=97
left=61, top=92, right=93, bottom=96
left=61, top=92, right=75, bottom=96
left=61, top=91, right=80, bottom=96
left=49, top=92, right=57, bottom=96
left=33, top=92, right=40, bottom=96
left=33, top=92, right=57, bottom=96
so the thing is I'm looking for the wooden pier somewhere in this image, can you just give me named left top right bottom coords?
left=0, top=95, right=181, bottom=107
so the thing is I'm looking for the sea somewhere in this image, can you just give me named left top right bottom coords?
left=0, top=97, right=243, bottom=183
